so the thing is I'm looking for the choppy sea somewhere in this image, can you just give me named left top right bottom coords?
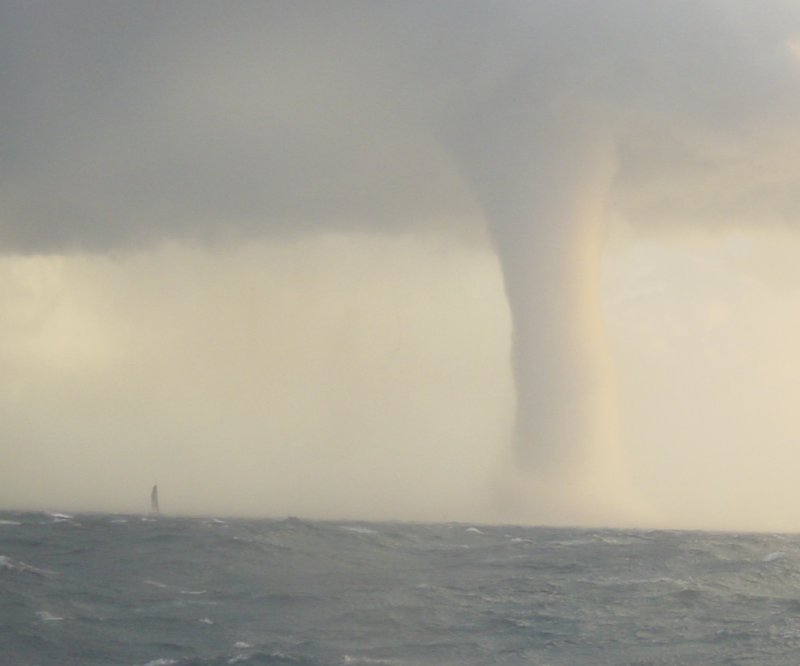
left=2, top=512, right=800, bottom=665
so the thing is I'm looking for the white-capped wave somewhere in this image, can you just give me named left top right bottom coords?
left=143, top=579, right=168, bottom=588
left=341, top=526, right=377, bottom=534
left=199, top=617, right=214, bottom=624
left=0, top=519, right=21, bottom=526
left=600, top=536, right=638, bottom=545
left=141, top=659, right=179, bottom=666
left=180, top=589, right=207, bottom=595
left=0, top=554, right=54, bottom=576
left=464, top=527, right=484, bottom=535
left=46, top=512, right=74, bottom=521
left=763, top=551, right=786, bottom=562
left=35, top=610, right=64, bottom=622
left=234, top=641, right=253, bottom=649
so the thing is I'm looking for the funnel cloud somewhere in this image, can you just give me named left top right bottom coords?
left=2, top=2, right=800, bottom=527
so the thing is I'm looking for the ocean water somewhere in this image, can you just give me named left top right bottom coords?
left=2, top=513, right=800, bottom=665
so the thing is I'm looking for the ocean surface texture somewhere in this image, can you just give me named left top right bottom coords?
left=2, top=512, right=800, bottom=665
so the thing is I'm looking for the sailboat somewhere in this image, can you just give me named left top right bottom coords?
left=150, top=484, right=160, bottom=515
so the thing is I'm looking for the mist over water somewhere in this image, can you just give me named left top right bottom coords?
left=1, top=2, right=800, bottom=528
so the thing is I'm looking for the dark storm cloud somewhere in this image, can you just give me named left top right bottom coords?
left=1, top=1, right=799, bottom=253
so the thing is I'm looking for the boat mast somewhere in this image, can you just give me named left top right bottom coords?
left=150, top=484, right=160, bottom=515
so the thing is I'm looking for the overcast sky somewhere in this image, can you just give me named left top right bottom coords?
left=2, top=2, right=800, bottom=529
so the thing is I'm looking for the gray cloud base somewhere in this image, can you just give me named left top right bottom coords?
left=2, top=1, right=799, bottom=253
